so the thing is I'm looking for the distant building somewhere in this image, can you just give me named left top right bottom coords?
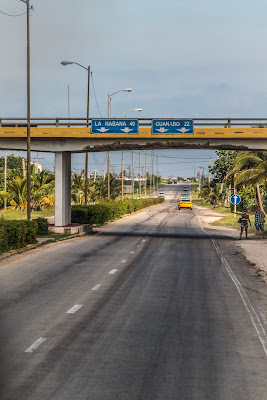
left=34, top=162, right=42, bottom=173
left=123, top=185, right=132, bottom=194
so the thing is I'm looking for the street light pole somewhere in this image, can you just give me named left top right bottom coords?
left=4, top=151, right=7, bottom=209
left=107, top=152, right=110, bottom=200
left=122, top=108, right=142, bottom=118
left=61, top=61, right=90, bottom=205
left=132, top=151, right=134, bottom=199
left=26, top=0, right=31, bottom=220
left=139, top=150, right=141, bottom=199
left=20, top=0, right=31, bottom=219
left=108, top=93, right=111, bottom=118
left=107, top=88, right=132, bottom=118
left=85, top=65, right=90, bottom=205
left=145, top=151, right=147, bottom=198
left=121, top=150, right=124, bottom=201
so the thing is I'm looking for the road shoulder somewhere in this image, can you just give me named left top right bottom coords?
left=196, top=206, right=267, bottom=282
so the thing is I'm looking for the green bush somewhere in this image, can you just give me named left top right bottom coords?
left=71, top=198, right=164, bottom=225
left=0, top=219, right=38, bottom=254
left=35, top=217, right=49, bottom=235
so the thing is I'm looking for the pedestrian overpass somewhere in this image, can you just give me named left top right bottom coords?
left=1, top=117, right=267, bottom=227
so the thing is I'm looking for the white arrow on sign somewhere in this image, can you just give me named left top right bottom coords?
left=97, top=127, right=110, bottom=133
left=120, top=127, right=133, bottom=133
left=233, top=195, right=239, bottom=204
left=156, top=127, right=169, bottom=133
left=177, top=127, right=190, bottom=133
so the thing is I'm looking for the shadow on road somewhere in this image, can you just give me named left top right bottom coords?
left=94, top=230, right=235, bottom=241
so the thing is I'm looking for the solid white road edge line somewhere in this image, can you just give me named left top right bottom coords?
left=66, top=304, right=83, bottom=314
left=109, top=269, right=118, bottom=275
left=198, top=217, right=267, bottom=357
left=92, top=284, right=102, bottom=291
left=25, top=337, right=46, bottom=353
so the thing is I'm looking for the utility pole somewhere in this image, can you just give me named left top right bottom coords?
left=152, top=151, right=155, bottom=197
left=157, top=154, right=159, bottom=192
left=85, top=65, right=90, bottom=205
left=20, top=0, right=31, bottom=219
left=121, top=150, right=124, bottom=200
left=145, top=151, right=147, bottom=198
left=199, top=167, right=202, bottom=191
left=139, top=150, right=141, bottom=199
left=150, top=151, right=152, bottom=197
left=26, top=0, right=31, bottom=220
left=107, top=152, right=110, bottom=200
left=208, top=157, right=211, bottom=183
left=4, top=151, right=7, bottom=208
left=22, top=158, right=26, bottom=177
left=132, top=150, right=134, bottom=199
left=94, top=169, right=96, bottom=182
left=68, top=84, right=70, bottom=127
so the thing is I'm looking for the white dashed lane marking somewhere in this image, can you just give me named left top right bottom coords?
left=129, top=251, right=135, bottom=254
left=66, top=305, right=83, bottom=314
left=109, top=269, right=118, bottom=275
left=121, top=259, right=127, bottom=263
left=92, top=284, right=102, bottom=291
left=142, top=239, right=146, bottom=242
left=25, top=337, right=46, bottom=353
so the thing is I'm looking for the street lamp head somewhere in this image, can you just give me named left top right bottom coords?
left=61, top=61, right=74, bottom=66
left=123, top=88, right=132, bottom=92
left=135, top=108, right=142, bottom=112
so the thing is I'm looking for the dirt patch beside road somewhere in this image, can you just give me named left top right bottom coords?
left=196, top=206, right=267, bottom=282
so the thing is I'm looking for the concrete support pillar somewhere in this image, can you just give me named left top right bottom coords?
left=55, top=152, right=71, bottom=226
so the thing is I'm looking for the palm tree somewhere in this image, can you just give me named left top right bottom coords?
left=7, top=176, right=28, bottom=211
left=32, top=170, right=55, bottom=210
left=226, top=151, right=267, bottom=212
left=199, top=182, right=224, bottom=205
left=93, top=174, right=121, bottom=201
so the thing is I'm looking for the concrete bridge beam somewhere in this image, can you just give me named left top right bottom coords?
left=55, top=152, right=71, bottom=227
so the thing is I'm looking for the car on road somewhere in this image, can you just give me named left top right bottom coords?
left=178, top=198, right=193, bottom=210
left=183, top=187, right=188, bottom=191
left=158, top=192, right=165, bottom=198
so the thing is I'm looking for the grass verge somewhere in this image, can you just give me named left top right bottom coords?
left=0, top=209, right=54, bottom=220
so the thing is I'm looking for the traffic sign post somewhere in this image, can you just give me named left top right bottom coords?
left=152, top=119, right=194, bottom=134
left=91, top=119, right=139, bottom=134
left=230, top=194, right=241, bottom=215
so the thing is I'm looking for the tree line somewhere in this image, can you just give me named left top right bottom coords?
left=0, top=155, right=161, bottom=211
left=198, top=150, right=267, bottom=212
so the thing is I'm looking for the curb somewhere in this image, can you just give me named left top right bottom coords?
left=0, top=232, right=90, bottom=263
left=0, top=201, right=164, bottom=264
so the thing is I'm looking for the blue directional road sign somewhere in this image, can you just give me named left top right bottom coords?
left=230, top=194, right=241, bottom=205
left=91, top=119, right=139, bottom=134
left=152, top=119, right=194, bottom=134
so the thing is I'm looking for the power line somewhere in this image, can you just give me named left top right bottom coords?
left=90, top=71, right=104, bottom=118
left=0, top=10, right=27, bottom=17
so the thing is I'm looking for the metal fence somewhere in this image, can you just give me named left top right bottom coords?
left=0, top=118, right=267, bottom=128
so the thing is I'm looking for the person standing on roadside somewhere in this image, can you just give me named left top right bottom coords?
left=254, top=206, right=265, bottom=239
left=239, top=208, right=251, bottom=240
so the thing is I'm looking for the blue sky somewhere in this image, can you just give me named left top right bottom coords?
left=1, top=0, right=266, bottom=177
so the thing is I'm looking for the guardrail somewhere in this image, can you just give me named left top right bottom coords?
left=0, top=118, right=267, bottom=128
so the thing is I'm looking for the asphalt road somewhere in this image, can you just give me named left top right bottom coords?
left=0, top=183, right=267, bottom=400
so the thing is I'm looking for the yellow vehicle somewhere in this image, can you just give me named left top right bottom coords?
left=178, top=198, right=193, bottom=210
